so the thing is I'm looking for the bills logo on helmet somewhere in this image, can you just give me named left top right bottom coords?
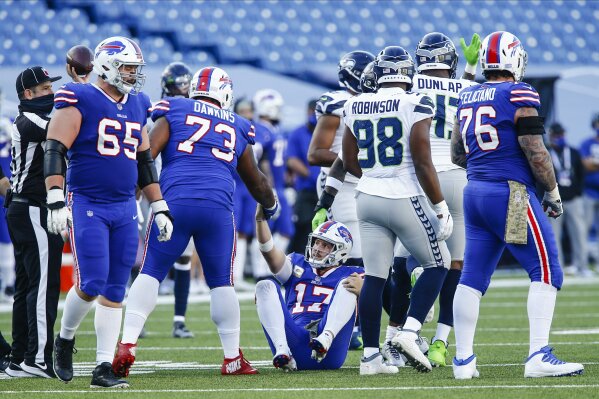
left=219, top=76, right=232, bottom=90
left=338, top=225, right=352, bottom=243
left=96, top=40, right=126, bottom=57
left=340, top=57, right=356, bottom=70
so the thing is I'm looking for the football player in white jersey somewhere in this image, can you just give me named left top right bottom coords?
left=308, top=51, right=375, bottom=264
left=342, top=46, right=452, bottom=374
left=409, top=32, right=480, bottom=367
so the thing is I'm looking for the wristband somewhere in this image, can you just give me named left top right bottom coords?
left=432, top=200, right=449, bottom=215
left=464, top=62, right=477, bottom=76
left=325, top=176, right=343, bottom=191
left=259, top=237, right=274, bottom=252
left=546, top=186, right=560, bottom=201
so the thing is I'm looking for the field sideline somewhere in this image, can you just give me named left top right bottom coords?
left=0, top=274, right=597, bottom=399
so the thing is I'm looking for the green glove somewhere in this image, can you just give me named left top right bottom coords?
left=311, top=208, right=327, bottom=231
left=460, top=33, right=481, bottom=66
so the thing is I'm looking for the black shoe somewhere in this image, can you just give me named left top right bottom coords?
left=4, top=362, right=36, bottom=378
left=90, top=362, right=129, bottom=388
left=0, top=354, right=9, bottom=372
left=54, top=335, right=76, bottom=383
left=21, top=361, right=56, bottom=378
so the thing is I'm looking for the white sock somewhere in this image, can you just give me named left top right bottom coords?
left=273, top=233, right=289, bottom=254
left=121, top=274, right=159, bottom=344
left=528, top=281, right=557, bottom=355
left=322, top=281, right=357, bottom=338
left=60, top=287, right=94, bottom=340
left=210, top=286, right=240, bottom=359
left=255, top=280, right=290, bottom=355
left=173, top=315, right=185, bottom=323
left=364, top=347, right=379, bottom=358
left=385, top=325, right=400, bottom=342
left=434, top=323, right=452, bottom=345
left=403, top=317, right=422, bottom=334
left=233, top=237, right=247, bottom=284
left=95, top=302, right=122, bottom=364
left=0, top=242, right=15, bottom=289
left=453, top=284, right=482, bottom=360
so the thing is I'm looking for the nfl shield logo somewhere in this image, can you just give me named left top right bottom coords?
left=87, top=210, right=93, bottom=217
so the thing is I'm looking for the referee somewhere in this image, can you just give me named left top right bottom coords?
left=5, top=67, right=64, bottom=378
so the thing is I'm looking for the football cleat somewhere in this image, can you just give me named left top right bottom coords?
left=428, top=340, right=448, bottom=367
left=453, top=354, right=480, bottom=379
left=310, top=331, right=333, bottom=362
left=391, top=330, right=432, bottom=372
left=410, top=267, right=434, bottom=323
left=416, top=335, right=429, bottom=355
left=112, top=342, right=137, bottom=378
left=524, top=346, right=584, bottom=378
left=360, top=352, right=399, bottom=375
left=381, top=341, right=406, bottom=367
left=221, top=350, right=259, bottom=375
left=54, top=335, right=76, bottom=383
left=273, top=353, right=297, bottom=372
left=172, top=321, right=194, bottom=338
left=90, top=362, right=129, bottom=388
left=20, top=361, right=56, bottom=378
left=349, top=328, right=363, bottom=350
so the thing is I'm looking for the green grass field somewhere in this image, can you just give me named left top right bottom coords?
left=1, top=276, right=598, bottom=399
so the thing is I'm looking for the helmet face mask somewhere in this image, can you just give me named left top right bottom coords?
left=415, top=32, right=458, bottom=79
left=189, top=66, right=234, bottom=110
left=93, top=36, right=146, bottom=95
left=305, top=221, right=353, bottom=269
left=360, top=61, right=377, bottom=93
left=480, top=31, right=528, bottom=82
left=161, top=62, right=192, bottom=98
left=373, top=46, right=415, bottom=88
left=338, top=50, right=375, bottom=94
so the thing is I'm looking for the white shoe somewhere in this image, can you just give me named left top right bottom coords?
left=360, top=352, right=399, bottom=375
left=524, top=346, right=584, bottom=377
left=310, top=331, right=333, bottom=362
left=381, top=341, right=406, bottom=367
left=391, top=330, right=432, bottom=372
left=273, top=353, right=297, bottom=372
left=452, top=354, right=480, bottom=379
left=416, top=335, right=429, bottom=354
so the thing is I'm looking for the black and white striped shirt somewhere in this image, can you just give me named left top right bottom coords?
left=11, top=111, right=50, bottom=203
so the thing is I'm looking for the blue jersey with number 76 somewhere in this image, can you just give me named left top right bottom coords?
left=151, top=97, right=255, bottom=210
left=457, top=81, right=541, bottom=189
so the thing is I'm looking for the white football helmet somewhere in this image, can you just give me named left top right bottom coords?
left=93, top=36, right=145, bottom=94
left=305, top=221, right=353, bottom=268
left=189, top=67, right=233, bottom=110
left=253, top=89, right=284, bottom=122
left=480, top=31, right=528, bottom=82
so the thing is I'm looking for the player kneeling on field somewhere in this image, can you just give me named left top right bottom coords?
left=255, top=205, right=364, bottom=371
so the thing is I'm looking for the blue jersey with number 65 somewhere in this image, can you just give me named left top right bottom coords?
left=457, top=81, right=541, bottom=189
left=151, top=97, right=255, bottom=210
left=54, top=83, right=152, bottom=202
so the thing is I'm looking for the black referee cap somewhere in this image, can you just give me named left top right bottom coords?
left=16, top=66, right=61, bottom=94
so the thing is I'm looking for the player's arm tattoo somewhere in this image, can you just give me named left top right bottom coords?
left=518, top=135, right=557, bottom=191
left=450, top=117, right=467, bottom=168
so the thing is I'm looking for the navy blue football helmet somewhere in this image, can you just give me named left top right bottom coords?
left=360, top=61, right=377, bottom=93
left=161, top=62, right=192, bottom=98
left=338, top=50, right=375, bottom=93
left=415, top=32, right=458, bottom=79
left=373, top=46, right=415, bottom=88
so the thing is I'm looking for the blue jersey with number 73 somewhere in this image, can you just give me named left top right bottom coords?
left=457, top=81, right=541, bottom=189
left=151, top=97, right=255, bottom=209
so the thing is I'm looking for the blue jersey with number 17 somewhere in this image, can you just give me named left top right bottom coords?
left=457, top=81, right=541, bottom=189
left=151, top=97, right=255, bottom=210
left=281, top=253, right=364, bottom=327
left=54, top=83, right=152, bottom=202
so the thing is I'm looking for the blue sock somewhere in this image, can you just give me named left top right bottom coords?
left=174, top=268, right=190, bottom=319
left=408, top=267, right=447, bottom=324
left=389, top=257, right=411, bottom=326
left=358, top=275, right=387, bottom=349
left=438, top=268, right=461, bottom=326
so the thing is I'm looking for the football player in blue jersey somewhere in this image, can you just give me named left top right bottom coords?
left=45, top=36, right=174, bottom=388
left=113, top=66, right=279, bottom=377
left=451, top=31, right=584, bottom=379
left=254, top=204, right=365, bottom=371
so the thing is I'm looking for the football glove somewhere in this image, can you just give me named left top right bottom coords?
left=432, top=200, right=453, bottom=242
left=151, top=199, right=174, bottom=242
left=46, top=187, right=71, bottom=235
left=460, top=33, right=481, bottom=66
left=263, top=199, right=280, bottom=221
left=542, top=186, right=563, bottom=218
left=311, top=208, right=327, bottom=231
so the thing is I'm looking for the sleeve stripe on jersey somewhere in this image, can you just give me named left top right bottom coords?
left=155, top=100, right=170, bottom=106
left=511, top=90, right=539, bottom=97
left=54, top=97, right=78, bottom=103
left=151, top=105, right=170, bottom=111
left=510, top=97, right=540, bottom=103
left=414, top=105, right=434, bottom=114
left=55, top=89, right=76, bottom=96
left=248, top=124, right=256, bottom=137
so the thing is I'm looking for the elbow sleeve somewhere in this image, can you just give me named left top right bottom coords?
left=137, top=149, right=159, bottom=189
left=44, top=139, right=68, bottom=178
